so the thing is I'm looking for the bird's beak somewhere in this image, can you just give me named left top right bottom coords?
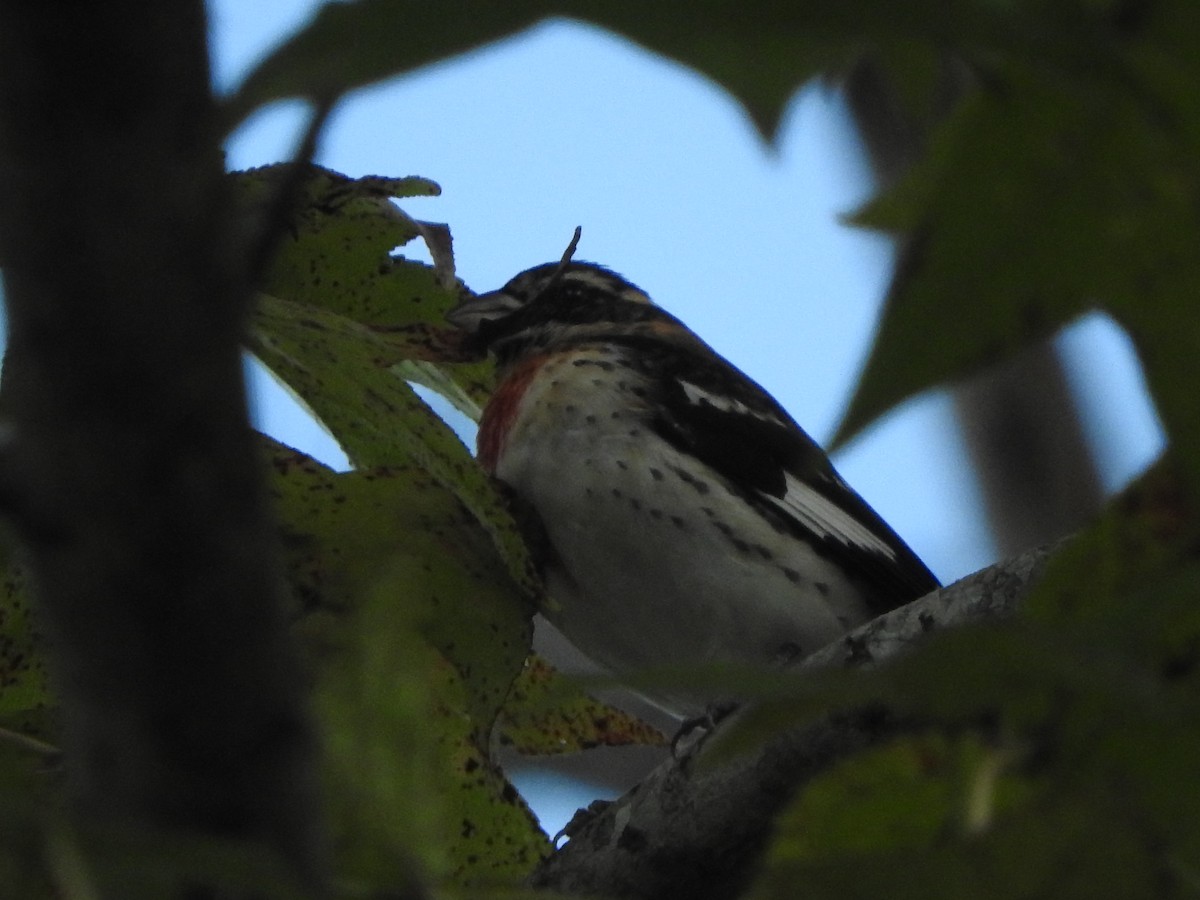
left=445, top=289, right=522, bottom=334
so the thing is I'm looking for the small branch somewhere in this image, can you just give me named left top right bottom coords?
left=0, top=725, right=60, bottom=760
left=531, top=226, right=584, bottom=303
left=530, top=544, right=1057, bottom=899
left=558, top=226, right=583, bottom=267
left=245, top=94, right=338, bottom=287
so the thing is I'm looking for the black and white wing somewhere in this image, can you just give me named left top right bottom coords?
left=641, top=339, right=940, bottom=614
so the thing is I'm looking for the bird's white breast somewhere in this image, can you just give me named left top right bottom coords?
left=492, top=348, right=873, bottom=715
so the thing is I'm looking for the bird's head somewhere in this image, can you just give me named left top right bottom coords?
left=446, top=260, right=667, bottom=365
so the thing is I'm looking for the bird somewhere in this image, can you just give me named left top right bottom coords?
left=447, top=258, right=939, bottom=716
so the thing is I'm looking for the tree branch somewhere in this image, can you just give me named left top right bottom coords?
left=530, top=544, right=1057, bottom=899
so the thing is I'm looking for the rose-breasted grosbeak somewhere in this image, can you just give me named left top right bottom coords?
left=448, top=260, right=939, bottom=715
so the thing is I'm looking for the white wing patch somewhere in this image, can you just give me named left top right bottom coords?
left=678, top=378, right=900, bottom=563
left=678, top=379, right=789, bottom=428
left=763, top=472, right=899, bottom=560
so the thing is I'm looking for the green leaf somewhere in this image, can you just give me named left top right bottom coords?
left=252, top=293, right=539, bottom=599
left=0, top=748, right=54, bottom=897
left=835, top=36, right=1200, bottom=496
left=266, top=439, right=533, bottom=732
left=1023, top=460, right=1200, bottom=660
left=0, top=552, right=52, bottom=739
left=317, top=563, right=547, bottom=889
left=436, top=688, right=551, bottom=886
left=250, top=293, right=456, bottom=466
left=752, top=778, right=1163, bottom=900
left=223, top=4, right=546, bottom=132
left=265, top=440, right=547, bottom=885
left=732, top=456, right=1200, bottom=896
left=394, top=359, right=483, bottom=422
left=235, top=165, right=536, bottom=596
left=236, top=164, right=495, bottom=404
left=699, top=619, right=1148, bottom=768
left=762, top=733, right=1026, bottom=865
left=225, top=2, right=1154, bottom=143
left=496, top=655, right=666, bottom=755
left=835, top=65, right=1125, bottom=442
left=84, top=828, right=311, bottom=900
left=236, top=166, right=449, bottom=319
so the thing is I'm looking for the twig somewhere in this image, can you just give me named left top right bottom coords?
left=531, top=225, right=583, bottom=303
left=244, top=94, right=338, bottom=288
left=0, top=724, right=60, bottom=759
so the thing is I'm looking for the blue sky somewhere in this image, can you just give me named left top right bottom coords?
left=210, top=2, right=1168, bottom=585
left=218, top=8, right=970, bottom=575
left=209, top=3, right=1166, bottom=832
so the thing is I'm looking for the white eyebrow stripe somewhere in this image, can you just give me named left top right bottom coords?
left=561, top=268, right=652, bottom=303
left=763, top=473, right=899, bottom=560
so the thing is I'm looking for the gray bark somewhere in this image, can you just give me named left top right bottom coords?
left=530, top=544, right=1056, bottom=899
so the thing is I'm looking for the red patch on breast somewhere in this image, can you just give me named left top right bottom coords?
left=477, top=354, right=550, bottom=473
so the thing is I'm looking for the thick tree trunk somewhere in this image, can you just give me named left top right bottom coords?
left=0, top=2, right=326, bottom=888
